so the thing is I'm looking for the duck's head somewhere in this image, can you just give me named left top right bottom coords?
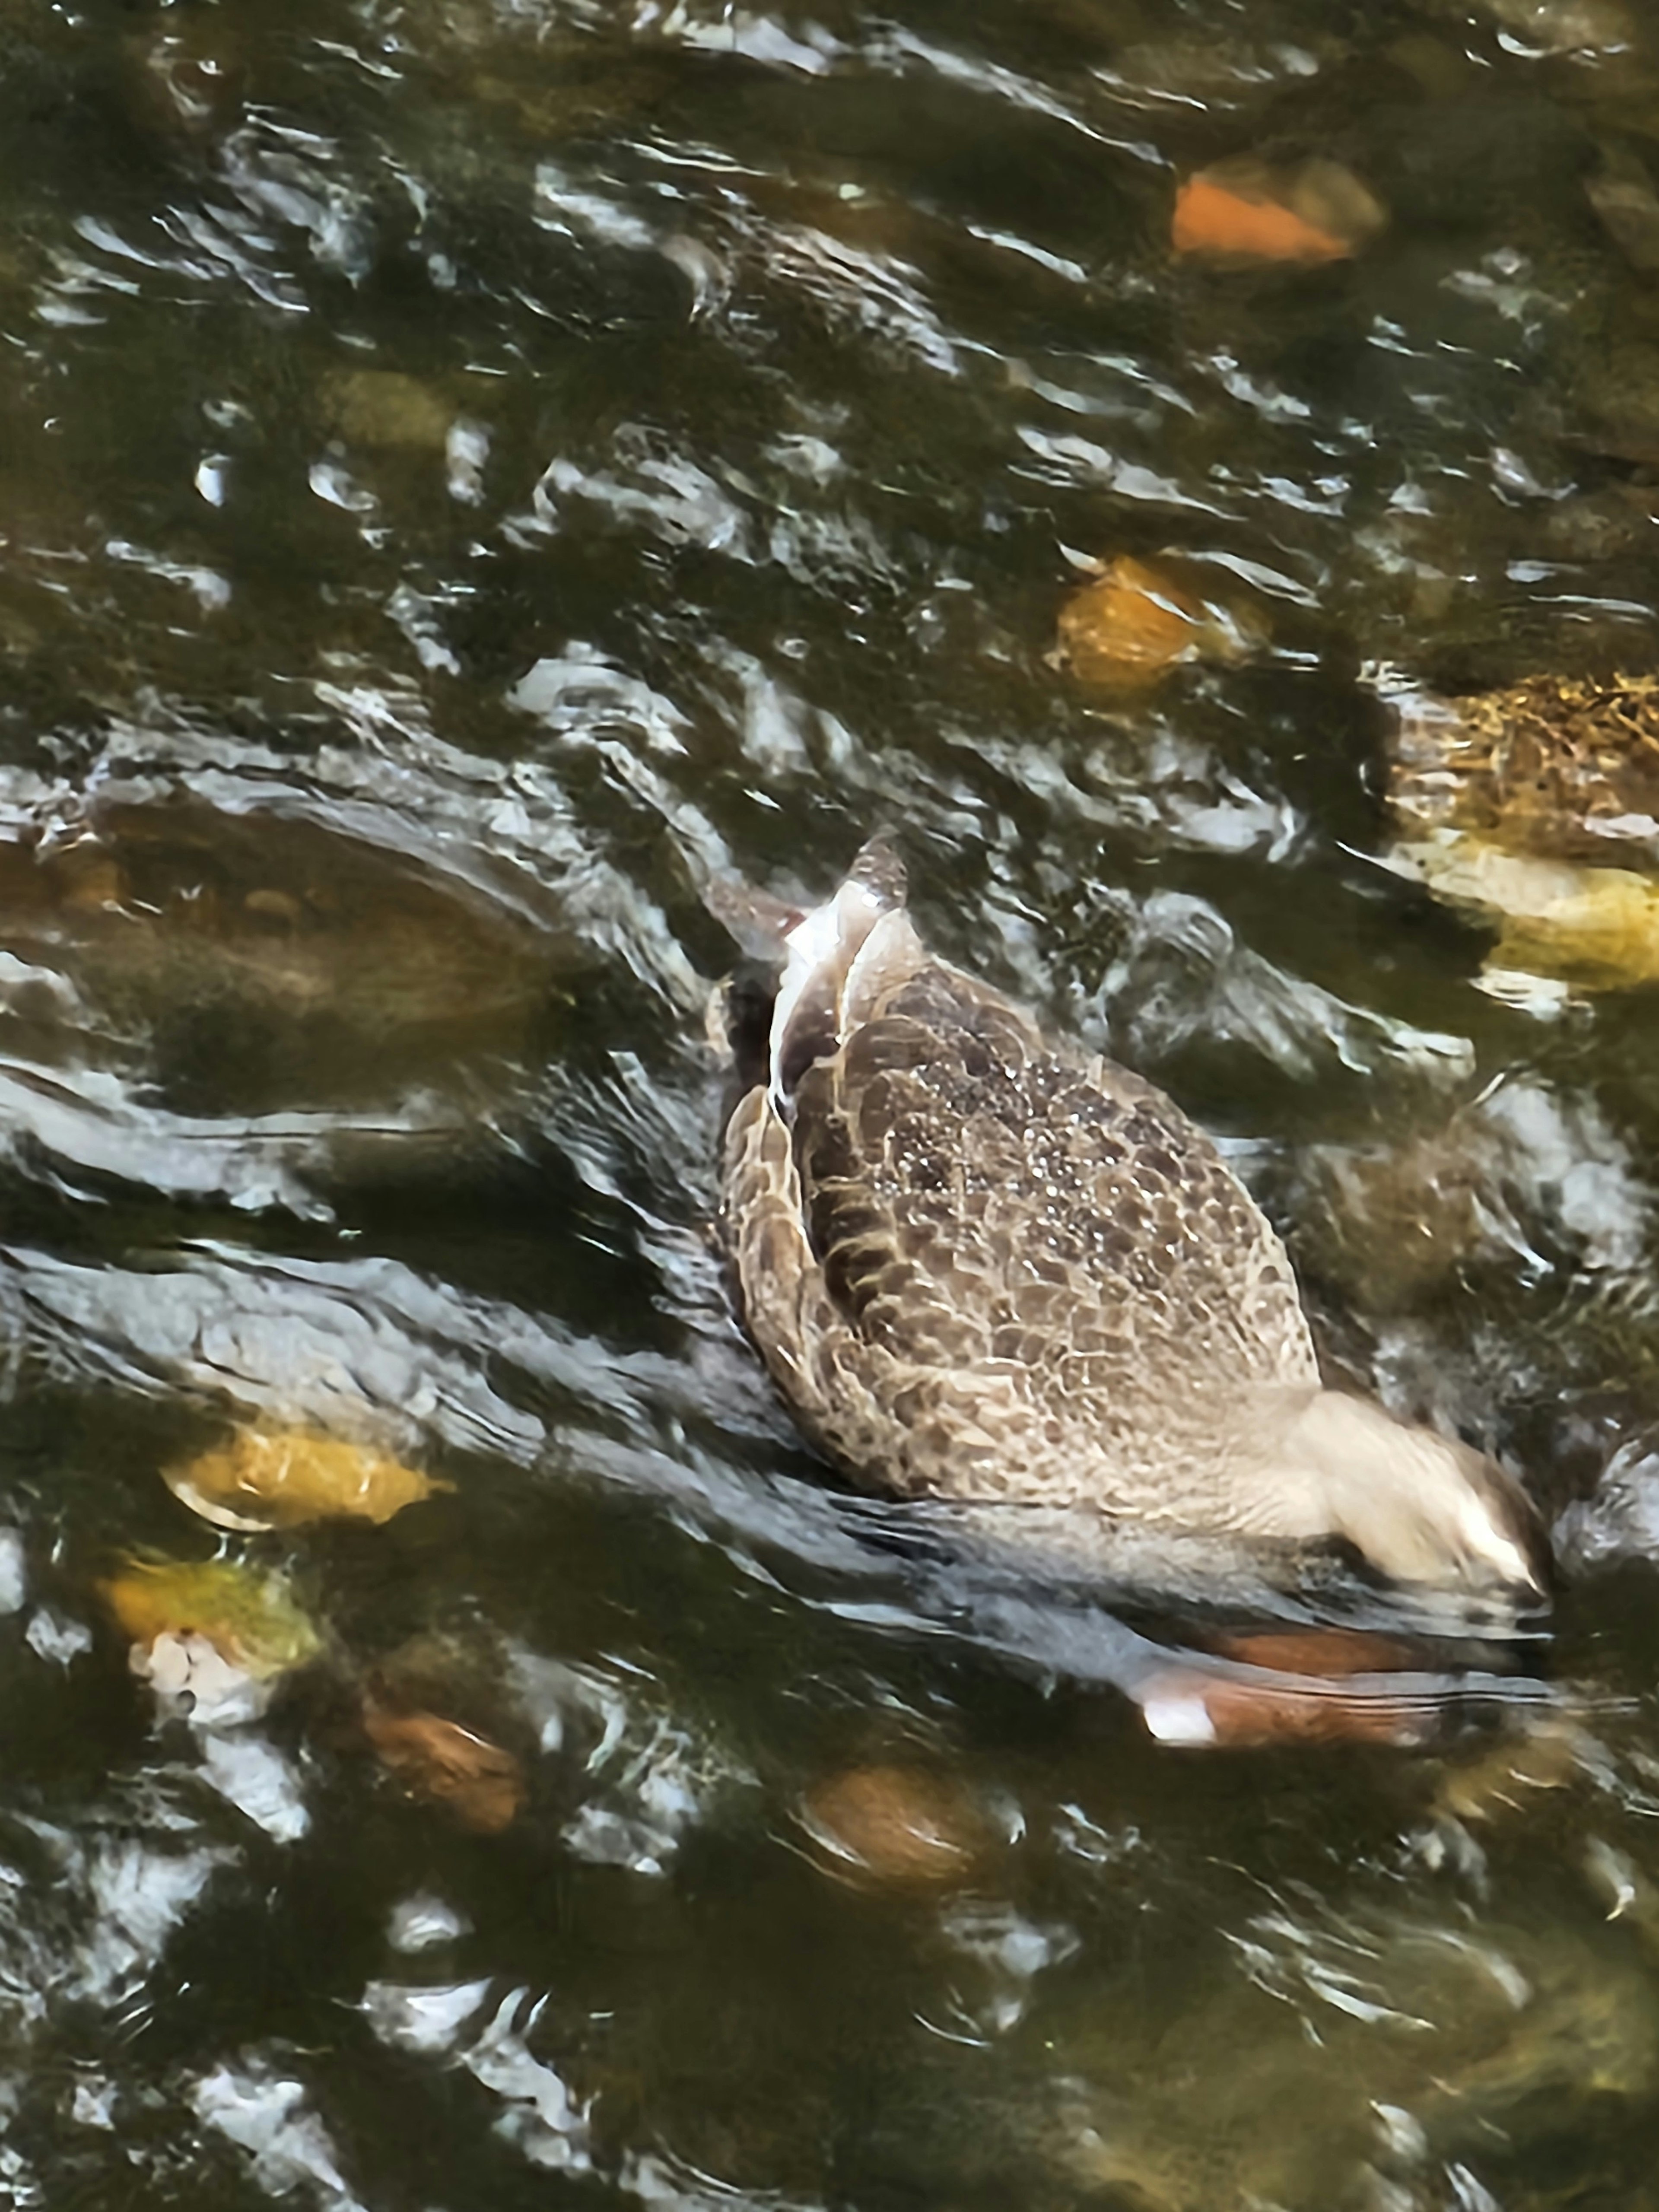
left=1259, top=1391, right=1550, bottom=1603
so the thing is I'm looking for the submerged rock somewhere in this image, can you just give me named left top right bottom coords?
left=1587, top=140, right=1659, bottom=271
left=1450, top=0, right=1638, bottom=52
left=1428, top=1712, right=1587, bottom=1827
left=1410, top=837, right=1659, bottom=992
left=353, top=1631, right=531, bottom=1834
left=1388, top=674, right=1659, bottom=864
left=1383, top=674, right=1659, bottom=992
left=322, top=369, right=456, bottom=453
left=1103, top=33, right=1345, bottom=111
left=99, top=1557, right=323, bottom=1682
left=362, top=1694, right=527, bottom=1834
left=798, top=1763, right=997, bottom=1889
left=0, top=793, right=569, bottom=1110
left=1047, top=1899, right=1659, bottom=2207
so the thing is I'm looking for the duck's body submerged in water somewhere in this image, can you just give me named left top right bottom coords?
left=719, top=842, right=1548, bottom=1604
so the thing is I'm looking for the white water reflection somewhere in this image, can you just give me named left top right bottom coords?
left=364, top=1978, right=591, bottom=2171
left=197, top=1733, right=310, bottom=1843
left=362, top=1974, right=492, bottom=2053
left=936, top=1901, right=1077, bottom=2036
left=194, top=2059, right=367, bottom=2212
left=387, top=1893, right=470, bottom=1953
left=75, top=1837, right=234, bottom=2006
left=510, top=1647, right=757, bottom=1875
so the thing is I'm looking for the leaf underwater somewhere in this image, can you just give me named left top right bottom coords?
left=1405, top=834, right=1659, bottom=989
left=164, top=1429, right=445, bottom=1532
left=361, top=1694, right=527, bottom=1834
left=1173, top=156, right=1386, bottom=264
left=99, top=1557, right=323, bottom=1678
left=1054, top=554, right=1256, bottom=687
left=1138, top=1662, right=1437, bottom=1749
left=798, top=1763, right=989, bottom=1888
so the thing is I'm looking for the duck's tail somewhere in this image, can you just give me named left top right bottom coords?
left=768, top=836, right=925, bottom=1107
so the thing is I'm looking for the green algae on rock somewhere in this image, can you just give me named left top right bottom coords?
left=99, top=1556, right=323, bottom=1679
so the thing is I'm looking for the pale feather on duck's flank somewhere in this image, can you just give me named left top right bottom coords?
left=717, top=841, right=1548, bottom=1602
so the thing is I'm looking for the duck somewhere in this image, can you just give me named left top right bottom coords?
left=1381, top=671, right=1659, bottom=995
left=717, top=839, right=1548, bottom=1602
left=1386, top=671, right=1659, bottom=862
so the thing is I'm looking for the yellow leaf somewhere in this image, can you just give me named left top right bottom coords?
left=164, top=1429, right=444, bottom=1532
left=1054, top=555, right=1255, bottom=688
left=99, top=1558, right=322, bottom=1678
left=1409, top=834, right=1659, bottom=989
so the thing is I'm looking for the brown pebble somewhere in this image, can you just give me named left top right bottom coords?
left=1055, top=555, right=1231, bottom=687
left=799, top=1763, right=985, bottom=1887
left=362, top=1694, right=526, bottom=1834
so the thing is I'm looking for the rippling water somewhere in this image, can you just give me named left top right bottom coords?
left=8, top=0, right=1659, bottom=2203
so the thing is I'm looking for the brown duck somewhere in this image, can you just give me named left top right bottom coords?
left=1381, top=671, right=1659, bottom=995
left=719, top=841, right=1547, bottom=1600
left=1387, top=671, right=1659, bottom=862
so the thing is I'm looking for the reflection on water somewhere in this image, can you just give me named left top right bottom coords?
left=4, top=0, right=1659, bottom=2202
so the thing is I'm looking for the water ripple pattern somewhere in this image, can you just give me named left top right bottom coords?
left=0, top=0, right=1657, bottom=2205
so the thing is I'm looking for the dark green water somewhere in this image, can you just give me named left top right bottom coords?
left=4, top=0, right=1659, bottom=2204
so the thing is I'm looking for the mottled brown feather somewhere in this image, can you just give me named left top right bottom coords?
left=1388, top=672, right=1659, bottom=862
left=718, top=847, right=1548, bottom=1598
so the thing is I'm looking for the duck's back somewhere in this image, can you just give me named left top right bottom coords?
left=722, top=863, right=1319, bottom=1512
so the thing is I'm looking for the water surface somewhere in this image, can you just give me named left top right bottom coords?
left=3, top=0, right=1659, bottom=2203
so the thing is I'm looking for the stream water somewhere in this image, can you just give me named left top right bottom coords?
left=4, top=0, right=1659, bottom=2204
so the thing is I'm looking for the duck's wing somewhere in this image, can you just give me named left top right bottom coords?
left=764, top=837, right=925, bottom=1102
left=721, top=848, right=1319, bottom=1510
left=721, top=839, right=936, bottom=1479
